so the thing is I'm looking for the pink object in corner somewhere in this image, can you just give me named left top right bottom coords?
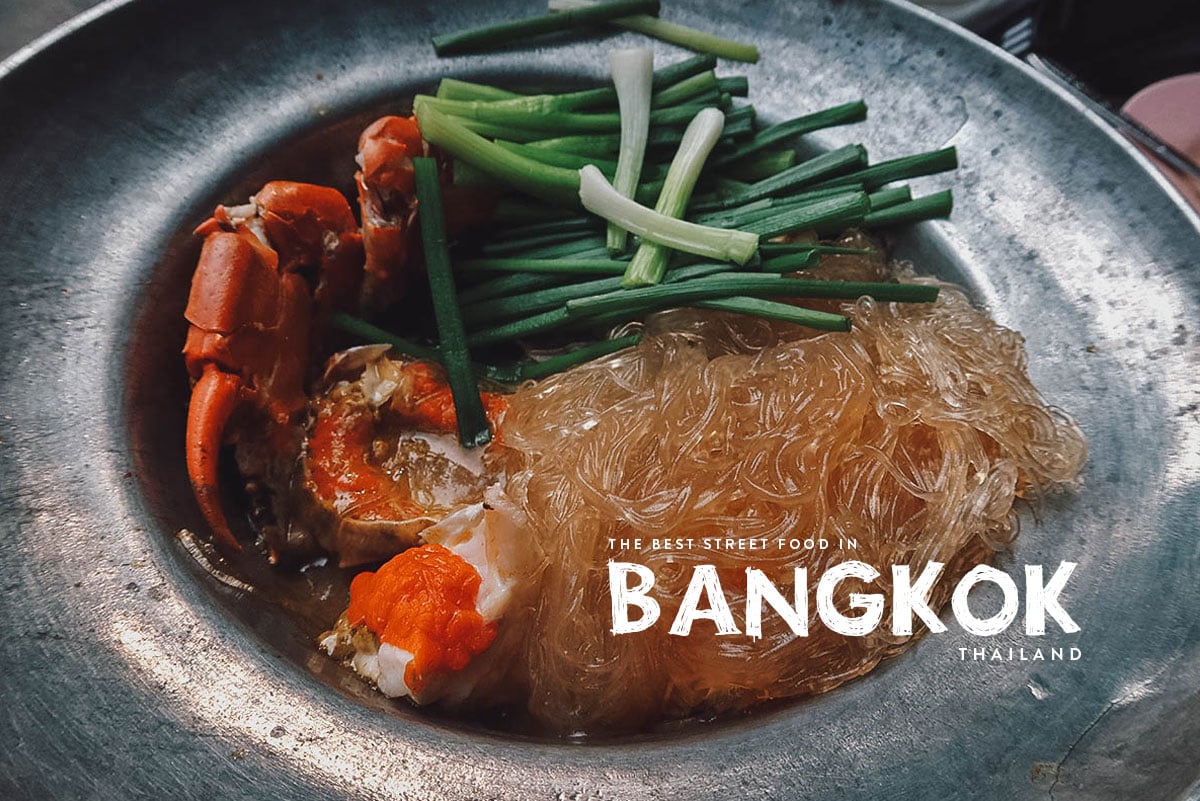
left=1122, top=72, right=1200, bottom=213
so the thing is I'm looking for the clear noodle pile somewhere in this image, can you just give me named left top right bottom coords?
left=485, top=240, right=1087, bottom=733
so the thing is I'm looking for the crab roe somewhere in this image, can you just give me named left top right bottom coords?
left=346, top=544, right=497, bottom=695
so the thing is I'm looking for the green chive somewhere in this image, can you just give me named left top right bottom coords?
left=812, top=147, right=958, bottom=191
left=692, top=297, right=850, bottom=331
left=330, top=312, right=441, bottom=362
left=414, top=157, right=491, bottom=448
left=860, top=190, right=954, bottom=227
left=432, top=0, right=661, bottom=56
left=456, top=258, right=629, bottom=275
left=713, top=101, right=868, bottom=166
left=519, top=334, right=643, bottom=379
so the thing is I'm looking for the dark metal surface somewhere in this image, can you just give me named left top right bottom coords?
left=0, top=0, right=105, bottom=62
left=1, top=0, right=1199, bottom=798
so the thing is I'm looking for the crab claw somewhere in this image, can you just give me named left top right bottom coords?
left=182, top=227, right=315, bottom=551
left=186, top=365, right=244, bottom=550
left=254, top=181, right=365, bottom=312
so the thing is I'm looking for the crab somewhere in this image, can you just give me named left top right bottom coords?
left=182, top=115, right=504, bottom=562
left=183, top=180, right=364, bottom=551
left=292, top=345, right=508, bottom=566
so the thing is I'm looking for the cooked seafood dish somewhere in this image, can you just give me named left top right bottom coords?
left=180, top=49, right=1086, bottom=735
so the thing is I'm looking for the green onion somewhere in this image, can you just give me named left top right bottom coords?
left=716, top=111, right=755, bottom=141
left=522, top=107, right=750, bottom=158
left=443, top=117, right=555, bottom=144
left=759, top=250, right=821, bottom=272
left=420, top=95, right=622, bottom=133
left=692, top=297, right=850, bottom=331
left=417, top=94, right=718, bottom=135
left=331, top=312, right=519, bottom=384
left=698, top=143, right=868, bottom=211
left=455, top=89, right=610, bottom=116
left=436, top=78, right=522, bottom=102
left=610, top=15, right=759, bottom=63
left=525, top=133, right=621, bottom=157
left=413, top=157, right=491, bottom=448
left=717, top=76, right=749, bottom=97
left=458, top=272, right=572, bottom=305
left=464, top=262, right=730, bottom=326
left=567, top=274, right=938, bottom=318
left=415, top=103, right=580, bottom=204
left=652, top=71, right=718, bottom=107
left=652, top=54, right=717, bottom=88
left=579, top=163, right=758, bottom=266
left=690, top=196, right=774, bottom=227
left=713, top=101, right=868, bottom=165
left=489, top=197, right=580, bottom=224
left=464, top=273, right=639, bottom=325
left=608, top=48, right=655, bottom=253
left=859, top=190, right=953, bottom=227
left=432, top=0, right=661, bottom=56
left=514, top=236, right=611, bottom=259
left=465, top=263, right=730, bottom=344
left=457, top=258, right=629, bottom=275
left=744, top=190, right=871, bottom=239
left=726, top=148, right=796, bottom=182
left=331, top=312, right=441, bottom=362
left=439, top=55, right=717, bottom=115
left=486, top=215, right=600, bottom=242
left=622, top=107, right=727, bottom=286
left=413, top=55, right=955, bottom=360
left=467, top=307, right=575, bottom=346
left=494, top=140, right=620, bottom=176
left=565, top=273, right=795, bottom=316
left=518, top=334, right=643, bottom=379
left=548, top=0, right=759, bottom=62
left=867, top=185, right=912, bottom=211
left=479, top=229, right=595, bottom=256
left=812, top=147, right=958, bottom=191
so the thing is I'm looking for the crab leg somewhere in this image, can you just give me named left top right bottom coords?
left=356, top=115, right=425, bottom=306
left=186, top=365, right=244, bottom=551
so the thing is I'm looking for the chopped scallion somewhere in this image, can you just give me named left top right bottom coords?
left=859, top=190, right=953, bottom=227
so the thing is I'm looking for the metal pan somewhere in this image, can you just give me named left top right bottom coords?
left=1, top=0, right=1198, bottom=798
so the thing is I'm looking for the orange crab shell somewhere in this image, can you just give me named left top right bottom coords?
left=182, top=181, right=365, bottom=552
left=358, top=115, right=425, bottom=199
left=296, top=355, right=509, bottom=567
left=183, top=229, right=312, bottom=423
left=355, top=115, right=426, bottom=303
